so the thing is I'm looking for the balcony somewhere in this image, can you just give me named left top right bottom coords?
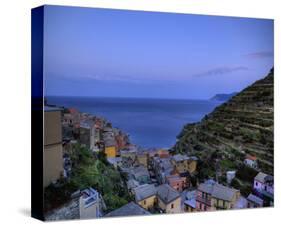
left=196, top=196, right=211, bottom=206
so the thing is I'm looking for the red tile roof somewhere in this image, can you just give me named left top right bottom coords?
left=246, top=154, right=257, bottom=161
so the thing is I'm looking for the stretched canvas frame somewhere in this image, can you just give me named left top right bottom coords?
left=31, top=5, right=274, bottom=221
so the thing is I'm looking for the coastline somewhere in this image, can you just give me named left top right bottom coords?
left=46, top=96, right=221, bottom=148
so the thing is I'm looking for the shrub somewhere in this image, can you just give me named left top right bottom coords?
left=236, top=165, right=257, bottom=183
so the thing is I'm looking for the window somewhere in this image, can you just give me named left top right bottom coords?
left=256, top=182, right=258, bottom=186
left=204, top=205, right=207, bottom=211
left=144, top=200, right=146, bottom=205
left=171, top=203, right=174, bottom=209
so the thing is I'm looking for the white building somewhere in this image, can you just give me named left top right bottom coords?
left=244, top=155, right=258, bottom=169
left=79, top=188, right=100, bottom=219
left=226, top=171, right=236, bottom=184
left=253, top=172, right=274, bottom=195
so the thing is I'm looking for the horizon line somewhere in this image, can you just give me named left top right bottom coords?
left=45, top=94, right=221, bottom=101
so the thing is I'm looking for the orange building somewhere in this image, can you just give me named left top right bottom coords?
left=157, top=149, right=170, bottom=158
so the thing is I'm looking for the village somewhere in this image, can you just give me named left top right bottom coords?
left=44, top=105, right=274, bottom=220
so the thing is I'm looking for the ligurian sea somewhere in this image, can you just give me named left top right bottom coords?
left=47, top=96, right=221, bottom=149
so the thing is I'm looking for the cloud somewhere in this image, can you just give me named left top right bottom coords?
left=82, top=74, right=147, bottom=84
left=244, top=51, right=273, bottom=59
left=193, top=66, right=249, bottom=77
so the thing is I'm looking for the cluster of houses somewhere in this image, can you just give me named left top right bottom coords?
left=63, top=108, right=129, bottom=157
left=73, top=169, right=274, bottom=220
left=44, top=106, right=274, bottom=220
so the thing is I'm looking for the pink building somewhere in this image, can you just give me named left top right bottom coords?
left=196, top=181, right=213, bottom=211
left=196, top=180, right=239, bottom=211
left=166, top=174, right=187, bottom=192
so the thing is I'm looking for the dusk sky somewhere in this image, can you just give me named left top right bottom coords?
left=44, top=5, right=273, bottom=99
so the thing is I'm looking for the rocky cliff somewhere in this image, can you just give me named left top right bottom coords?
left=175, top=68, right=274, bottom=177
left=210, top=92, right=238, bottom=102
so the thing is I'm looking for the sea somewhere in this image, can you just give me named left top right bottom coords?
left=47, top=96, right=221, bottom=149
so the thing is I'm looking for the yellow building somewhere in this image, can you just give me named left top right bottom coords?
left=105, top=145, right=117, bottom=158
left=44, top=107, right=63, bottom=188
left=171, top=154, right=198, bottom=174
left=137, top=153, right=148, bottom=167
left=211, top=186, right=240, bottom=210
left=133, top=184, right=157, bottom=210
left=157, top=184, right=181, bottom=214
left=185, top=204, right=196, bottom=212
left=196, top=181, right=240, bottom=211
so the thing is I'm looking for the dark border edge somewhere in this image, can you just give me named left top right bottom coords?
left=31, top=5, right=45, bottom=221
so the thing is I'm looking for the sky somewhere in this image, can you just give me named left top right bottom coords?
left=44, top=5, right=274, bottom=99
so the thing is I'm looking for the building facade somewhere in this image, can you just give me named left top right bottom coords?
left=253, top=172, right=274, bottom=196
left=79, top=188, right=100, bottom=219
left=44, top=107, right=63, bottom=188
left=196, top=181, right=240, bottom=211
left=171, top=154, right=197, bottom=175
left=156, top=184, right=181, bottom=214
left=133, top=184, right=157, bottom=210
left=79, top=119, right=98, bottom=151
left=166, top=174, right=187, bottom=192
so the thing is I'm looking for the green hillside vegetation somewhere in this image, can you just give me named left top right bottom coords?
left=175, top=68, right=274, bottom=190
left=44, top=144, right=132, bottom=213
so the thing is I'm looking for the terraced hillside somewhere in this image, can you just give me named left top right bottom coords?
left=175, top=68, right=274, bottom=177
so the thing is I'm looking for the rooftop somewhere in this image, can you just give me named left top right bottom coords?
left=247, top=193, right=263, bottom=206
left=104, top=138, right=116, bottom=147
left=133, top=184, right=156, bottom=202
left=212, top=183, right=238, bottom=201
left=103, top=127, right=114, bottom=134
left=120, top=145, right=139, bottom=153
left=198, top=182, right=238, bottom=201
left=80, top=188, right=99, bottom=208
left=68, top=108, right=79, bottom=114
left=80, top=119, right=95, bottom=129
left=157, top=149, right=170, bottom=158
left=157, top=184, right=180, bottom=204
left=127, top=179, right=140, bottom=190
left=254, top=172, right=273, bottom=183
left=105, top=202, right=150, bottom=217
left=120, top=149, right=137, bottom=155
left=184, top=199, right=196, bottom=209
left=107, top=157, right=122, bottom=165
left=172, top=154, right=198, bottom=162
left=131, top=166, right=150, bottom=178
left=153, top=156, right=173, bottom=171
left=44, top=106, right=62, bottom=112
left=245, top=154, right=257, bottom=161
left=197, top=181, right=215, bottom=194
left=166, top=175, right=184, bottom=183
